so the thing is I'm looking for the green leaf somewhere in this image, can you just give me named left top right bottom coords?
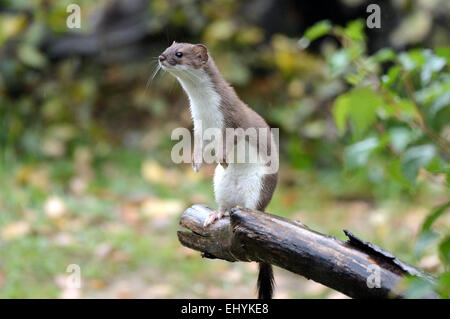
left=398, top=49, right=426, bottom=71
left=389, top=127, right=412, bottom=153
left=347, top=42, right=365, bottom=60
left=387, top=159, right=413, bottom=188
left=328, top=49, right=350, bottom=77
left=17, top=45, right=47, bottom=68
left=426, top=156, right=450, bottom=174
left=344, top=19, right=365, bottom=42
left=373, top=48, right=396, bottom=63
left=344, top=137, right=379, bottom=169
left=435, top=47, right=450, bottom=65
left=401, top=144, right=436, bottom=182
left=437, top=271, right=450, bottom=298
left=388, top=126, right=422, bottom=153
left=421, top=50, right=446, bottom=85
left=439, top=236, right=450, bottom=264
left=333, top=87, right=385, bottom=137
left=429, top=91, right=450, bottom=118
left=415, top=81, right=450, bottom=121
left=381, top=65, right=400, bottom=87
left=303, top=20, right=331, bottom=42
left=287, top=138, right=312, bottom=169
left=344, top=73, right=363, bottom=85
left=421, top=200, right=450, bottom=232
left=415, top=230, right=440, bottom=258
left=299, top=20, right=332, bottom=49
left=350, top=88, right=385, bottom=137
left=333, top=92, right=351, bottom=134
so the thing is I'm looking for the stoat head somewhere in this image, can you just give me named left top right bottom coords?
left=158, top=42, right=209, bottom=78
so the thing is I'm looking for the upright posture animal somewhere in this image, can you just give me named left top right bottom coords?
left=159, top=42, right=278, bottom=299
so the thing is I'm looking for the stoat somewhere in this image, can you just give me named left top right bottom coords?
left=159, top=42, right=278, bottom=299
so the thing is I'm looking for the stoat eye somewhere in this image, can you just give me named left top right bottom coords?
left=175, top=52, right=183, bottom=58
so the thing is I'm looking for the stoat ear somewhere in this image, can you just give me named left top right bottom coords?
left=194, top=44, right=208, bottom=63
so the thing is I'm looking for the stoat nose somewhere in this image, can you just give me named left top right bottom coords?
left=159, top=55, right=166, bottom=62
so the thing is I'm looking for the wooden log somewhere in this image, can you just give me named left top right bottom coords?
left=177, top=205, right=437, bottom=298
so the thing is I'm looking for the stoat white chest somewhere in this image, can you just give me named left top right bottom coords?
left=176, top=70, right=224, bottom=135
left=175, top=69, right=268, bottom=212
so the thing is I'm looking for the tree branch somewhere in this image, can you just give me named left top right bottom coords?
left=177, top=205, right=437, bottom=298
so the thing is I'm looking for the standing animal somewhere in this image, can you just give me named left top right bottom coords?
left=159, top=42, right=279, bottom=299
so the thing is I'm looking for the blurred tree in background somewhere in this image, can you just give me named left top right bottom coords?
left=0, top=0, right=448, bottom=298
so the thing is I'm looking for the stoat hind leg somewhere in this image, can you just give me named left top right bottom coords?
left=206, top=163, right=265, bottom=227
left=204, top=208, right=229, bottom=227
left=204, top=164, right=228, bottom=227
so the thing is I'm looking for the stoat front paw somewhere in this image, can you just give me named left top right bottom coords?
left=192, top=162, right=202, bottom=174
left=191, top=152, right=202, bottom=174
left=204, top=210, right=228, bottom=227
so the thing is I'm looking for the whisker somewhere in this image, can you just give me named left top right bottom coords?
left=145, top=64, right=162, bottom=91
left=145, top=57, right=160, bottom=64
left=152, top=64, right=162, bottom=81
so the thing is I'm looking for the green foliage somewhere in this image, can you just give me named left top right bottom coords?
left=303, top=19, right=450, bottom=298
left=333, top=87, right=385, bottom=138
left=298, top=20, right=331, bottom=48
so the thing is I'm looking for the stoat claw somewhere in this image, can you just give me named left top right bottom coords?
left=192, top=162, right=202, bottom=174
left=204, top=210, right=228, bottom=227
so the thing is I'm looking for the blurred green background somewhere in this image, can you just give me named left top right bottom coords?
left=0, top=0, right=449, bottom=298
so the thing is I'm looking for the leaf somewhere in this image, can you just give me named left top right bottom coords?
left=435, top=47, right=450, bottom=65
left=439, top=236, right=450, bottom=264
left=333, top=93, right=351, bottom=134
left=429, top=91, right=450, bottom=118
left=299, top=20, right=331, bottom=47
left=388, top=127, right=416, bottom=153
left=415, top=81, right=450, bottom=106
left=421, top=201, right=450, bottom=233
left=373, top=48, right=396, bottom=63
left=395, top=99, right=420, bottom=121
left=344, top=19, right=365, bottom=42
left=17, top=44, right=47, bottom=68
left=398, top=49, right=426, bottom=71
left=421, top=50, right=446, bottom=85
left=415, top=230, right=440, bottom=258
left=287, top=138, right=312, bottom=169
left=344, top=73, right=363, bottom=85
left=0, top=14, right=27, bottom=45
left=344, top=137, right=379, bottom=169
left=381, top=65, right=400, bottom=87
left=332, top=87, right=385, bottom=137
left=328, top=49, right=350, bottom=77
left=437, top=271, right=450, bottom=298
left=426, top=156, right=450, bottom=174
left=387, top=159, right=413, bottom=189
left=401, top=144, right=437, bottom=182
left=349, top=88, right=385, bottom=137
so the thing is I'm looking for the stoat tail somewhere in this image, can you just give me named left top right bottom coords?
left=257, top=262, right=274, bottom=299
